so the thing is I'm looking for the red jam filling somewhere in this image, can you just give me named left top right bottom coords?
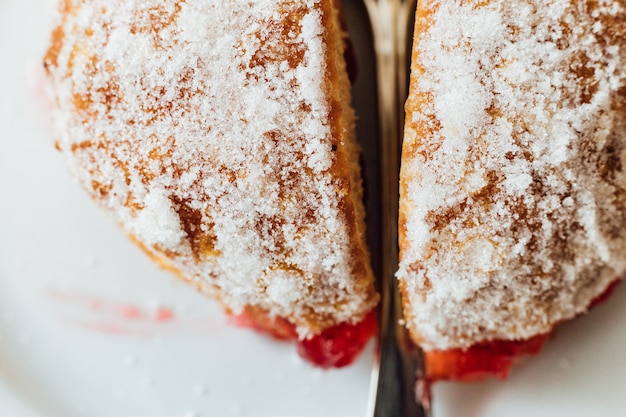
left=427, top=278, right=621, bottom=381
left=231, top=308, right=377, bottom=368
left=231, top=280, right=620, bottom=374
left=425, top=333, right=550, bottom=382
left=297, top=311, right=378, bottom=368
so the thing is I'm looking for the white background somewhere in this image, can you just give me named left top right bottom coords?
left=1, top=1, right=625, bottom=416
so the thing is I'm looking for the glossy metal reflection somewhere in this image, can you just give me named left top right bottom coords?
left=360, top=1, right=432, bottom=416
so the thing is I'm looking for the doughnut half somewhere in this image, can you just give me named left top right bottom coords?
left=44, top=0, right=378, bottom=346
left=399, top=0, right=626, bottom=380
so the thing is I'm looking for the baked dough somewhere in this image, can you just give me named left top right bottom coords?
left=399, top=0, right=626, bottom=378
left=44, top=0, right=378, bottom=339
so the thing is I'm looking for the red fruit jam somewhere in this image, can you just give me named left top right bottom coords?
left=231, top=308, right=377, bottom=368
left=426, top=278, right=621, bottom=381
left=297, top=311, right=378, bottom=368
left=425, top=333, right=550, bottom=382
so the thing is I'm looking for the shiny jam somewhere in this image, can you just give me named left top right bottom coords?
left=232, top=309, right=377, bottom=368
left=427, top=278, right=621, bottom=381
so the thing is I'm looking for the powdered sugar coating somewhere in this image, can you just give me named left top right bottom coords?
left=45, top=0, right=376, bottom=336
left=399, top=0, right=626, bottom=350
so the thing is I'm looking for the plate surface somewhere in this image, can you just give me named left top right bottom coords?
left=1, top=1, right=625, bottom=417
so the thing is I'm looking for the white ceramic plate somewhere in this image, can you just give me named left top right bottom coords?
left=1, top=1, right=625, bottom=416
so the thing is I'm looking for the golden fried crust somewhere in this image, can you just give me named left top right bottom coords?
left=45, top=0, right=377, bottom=337
left=400, top=0, right=626, bottom=350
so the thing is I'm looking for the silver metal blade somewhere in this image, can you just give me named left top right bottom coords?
left=359, top=1, right=432, bottom=416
